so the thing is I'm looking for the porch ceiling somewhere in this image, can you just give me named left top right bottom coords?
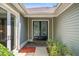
left=22, top=3, right=58, bottom=15
left=12, top=3, right=73, bottom=17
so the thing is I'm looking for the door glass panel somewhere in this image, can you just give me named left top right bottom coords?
left=41, top=21, right=48, bottom=36
left=11, top=14, right=15, bottom=50
left=33, top=21, right=40, bottom=36
left=0, top=7, right=7, bottom=47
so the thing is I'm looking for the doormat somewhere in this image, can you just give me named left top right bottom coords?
left=19, top=47, right=36, bottom=53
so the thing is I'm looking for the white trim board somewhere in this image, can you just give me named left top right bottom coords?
left=0, top=4, right=19, bottom=16
left=32, top=19, right=49, bottom=41
left=28, top=17, right=29, bottom=41
left=7, top=12, right=11, bottom=51
left=52, top=18, right=53, bottom=40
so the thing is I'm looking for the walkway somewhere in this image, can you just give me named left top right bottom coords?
left=17, top=47, right=48, bottom=56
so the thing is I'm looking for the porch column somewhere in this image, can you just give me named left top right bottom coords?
left=16, top=14, right=20, bottom=50
left=7, top=12, right=11, bottom=51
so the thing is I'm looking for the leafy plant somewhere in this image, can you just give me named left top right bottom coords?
left=61, top=46, right=73, bottom=56
left=47, top=39, right=73, bottom=56
left=0, top=43, right=14, bottom=56
left=47, top=39, right=53, bottom=53
left=50, top=45, right=61, bottom=56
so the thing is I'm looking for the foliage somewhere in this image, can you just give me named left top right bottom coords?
left=0, top=43, right=14, bottom=56
left=0, top=41, right=6, bottom=47
left=62, top=45, right=73, bottom=56
left=47, top=39, right=73, bottom=56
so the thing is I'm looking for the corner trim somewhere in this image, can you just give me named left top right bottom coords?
left=52, top=18, right=53, bottom=39
left=28, top=17, right=29, bottom=41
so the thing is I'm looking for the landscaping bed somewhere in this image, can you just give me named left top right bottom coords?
left=0, top=41, right=14, bottom=56
left=47, top=39, right=74, bottom=56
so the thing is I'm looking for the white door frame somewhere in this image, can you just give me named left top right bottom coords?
left=32, top=19, right=49, bottom=41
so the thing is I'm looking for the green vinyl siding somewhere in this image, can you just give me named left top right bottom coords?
left=54, top=3, right=79, bottom=55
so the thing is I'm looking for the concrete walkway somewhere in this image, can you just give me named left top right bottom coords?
left=17, top=47, right=48, bottom=56
left=34, top=47, right=48, bottom=56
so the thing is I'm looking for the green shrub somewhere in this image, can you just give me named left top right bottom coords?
left=0, top=41, right=6, bottom=47
left=47, top=39, right=54, bottom=53
left=50, top=45, right=61, bottom=56
left=0, top=43, right=14, bottom=56
left=61, top=45, right=73, bottom=56
left=47, top=39, right=73, bottom=56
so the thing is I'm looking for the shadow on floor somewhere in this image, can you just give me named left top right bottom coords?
left=23, top=41, right=47, bottom=47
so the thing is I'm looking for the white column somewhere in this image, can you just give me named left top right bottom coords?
left=7, top=12, right=11, bottom=51
left=17, top=15, right=20, bottom=50
left=13, top=15, right=20, bottom=54
left=15, top=15, right=18, bottom=50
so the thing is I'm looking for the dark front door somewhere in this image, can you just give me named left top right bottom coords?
left=33, top=21, right=48, bottom=41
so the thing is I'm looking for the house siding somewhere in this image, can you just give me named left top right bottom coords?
left=54, top=3, right=79, bottom=55
left=20, top=15, right=28, bottom=46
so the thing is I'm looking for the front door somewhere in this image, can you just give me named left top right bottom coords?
left=33, top=21, right=48, bottom=41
